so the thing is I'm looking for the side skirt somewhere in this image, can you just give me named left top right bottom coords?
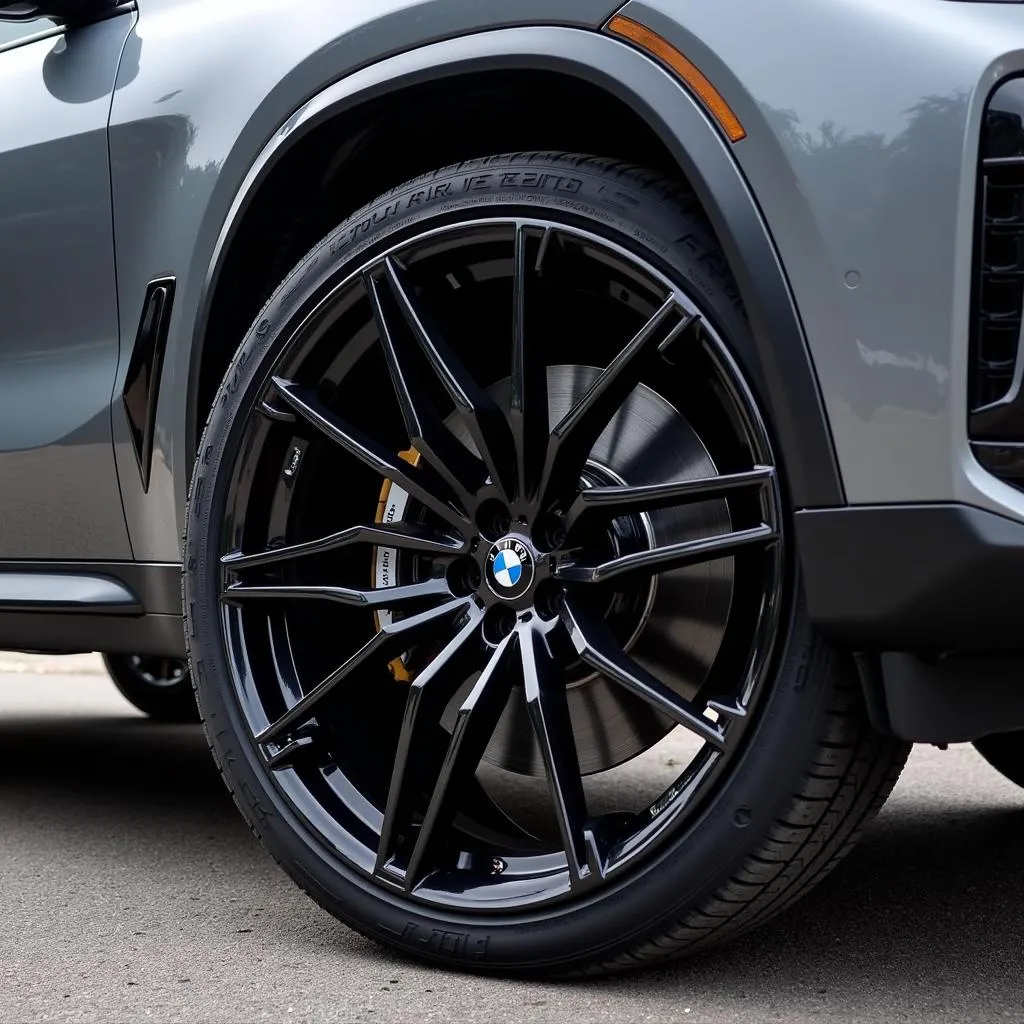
left=0, top=561, right=184, bottom=657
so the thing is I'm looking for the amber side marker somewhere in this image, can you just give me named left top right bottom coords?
left=605, top=15, right=746, bottom=143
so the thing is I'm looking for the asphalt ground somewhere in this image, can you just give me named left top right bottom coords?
left=0, top=653, right=1022, bottom=1023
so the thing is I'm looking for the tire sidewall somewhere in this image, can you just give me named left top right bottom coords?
left=185, top=155, right=833, bottom=973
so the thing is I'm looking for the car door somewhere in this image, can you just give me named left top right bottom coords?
left=0, top=5, right=133, bottom=560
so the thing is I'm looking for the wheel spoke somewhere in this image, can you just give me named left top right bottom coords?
left=376, top=607, right=485, bottom=879
left=256, top=599, right=471, bottom=747
left=555, top=523, right=777, bottom=585
left=560, top=598, right=727, bottom=750
left=538, top=298, right=698, bottom=507
left=521, top=624, right=601, bottom=887
left=378, top=256, right=516, bottom=500
left=403, top=633, right=518, bottom=887
left=223, top=576, right=452, bottom=610
left=270, top=377, right=467, bottom=529
left=366, top=271, right=487, bottom=502
left=221, top=521, right=467, bottom=571
left=509, top=224, right=550, bottom=503
left=564, top=467, right=775, bottom=533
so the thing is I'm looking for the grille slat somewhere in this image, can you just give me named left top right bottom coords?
left=970, top=110, right=1024, bottom=430
left=969, top=78, right=1024, bottom=472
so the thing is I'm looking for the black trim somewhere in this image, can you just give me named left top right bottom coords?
left=969, top=75, right=1024, bottom=443
left=123, top=277, right=175, bottom=491
left=0, top=562, right=184, bottom=656
left=0, top=613, right=185, bottom=657
left=971, top=440, right=1024, bottom=480
left=796, top=503, right=1024, bottom=650
left=0, top=0, right=120, bottom=24
left=858, top=652, right=1024, bottom=744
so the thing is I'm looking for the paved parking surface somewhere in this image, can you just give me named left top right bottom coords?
left=1, top=654, right=1022, bottom=1023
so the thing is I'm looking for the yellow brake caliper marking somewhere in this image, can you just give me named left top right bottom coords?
left=373, top=448, right=421, bottom=681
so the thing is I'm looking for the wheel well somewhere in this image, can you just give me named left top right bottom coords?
left=196, top=69, right=689, bottom=438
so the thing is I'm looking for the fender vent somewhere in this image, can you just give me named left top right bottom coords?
left=123, top=277, right=175, bottom=492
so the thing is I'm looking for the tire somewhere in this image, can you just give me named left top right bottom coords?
left=103, top=653, right=199, bottom=723
left=184, top=153, right=910, bottom=975
left=974, top=732, right=1024, bottom=788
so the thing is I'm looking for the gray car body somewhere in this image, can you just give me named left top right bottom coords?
left=1, top=0, right=1023, bottom=669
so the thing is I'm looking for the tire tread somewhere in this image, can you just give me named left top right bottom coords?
left=576, top=657, right=907, bottom=975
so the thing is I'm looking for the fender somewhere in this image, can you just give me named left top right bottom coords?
left=149, top=26, right=845, bottom=558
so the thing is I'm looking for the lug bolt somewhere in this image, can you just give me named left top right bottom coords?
left=475, top=499, right=512, bottom=540
left=534, top=513, right=567, bottom=552
left=448, top=558, right=483, bottom=596
left=534, top=580, right=563, bottom=621
left=483, top=605, right=516, bottom=645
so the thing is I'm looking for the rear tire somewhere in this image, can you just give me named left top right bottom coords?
left=185, top=152, right=910, bottom=974
left=103, top=653, right=199, bottom=723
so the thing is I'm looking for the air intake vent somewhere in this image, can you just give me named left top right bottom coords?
left=970, top=77, right=1024, bottom=483
left=974, top=162, right=1024, bottom=410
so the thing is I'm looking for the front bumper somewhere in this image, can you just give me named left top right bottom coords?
left=797, top=502, right=1024, bottom=650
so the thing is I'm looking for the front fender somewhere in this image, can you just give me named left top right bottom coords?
left=111, top=18, right=842, bottom=558
left=623, top=0, right=1024, bottom=520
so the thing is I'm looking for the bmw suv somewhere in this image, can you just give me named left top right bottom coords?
left=3, top=0, right=1024, bottom=975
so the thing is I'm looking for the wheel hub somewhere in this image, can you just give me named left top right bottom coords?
left=403, top=364, right=736, bottom=777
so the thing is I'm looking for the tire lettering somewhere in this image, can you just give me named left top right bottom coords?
left=372, top=200, right=400, bottom=225
left=392, top=922, right=490, bottom=959
left=632, top=227, right=669, bottom=254
left=676, top=233, right=700, bottom=256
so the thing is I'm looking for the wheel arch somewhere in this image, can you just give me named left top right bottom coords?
left=186, top=26, right=843, bottom=511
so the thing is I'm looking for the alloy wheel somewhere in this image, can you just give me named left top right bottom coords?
left=216, top=217, right=784, bottom=911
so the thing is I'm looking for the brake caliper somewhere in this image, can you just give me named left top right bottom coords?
left=372, top=448, right=420, bottom=681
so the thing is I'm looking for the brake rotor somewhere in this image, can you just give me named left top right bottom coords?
left=372, top=365, right=734, bottom=776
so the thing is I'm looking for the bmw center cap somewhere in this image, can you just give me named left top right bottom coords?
left=486, top=537, right=535, bottom=600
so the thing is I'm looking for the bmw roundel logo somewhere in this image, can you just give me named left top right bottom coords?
left=486, top=536, right=535, bottom=599
left=493, top=548, right=523, bottom=588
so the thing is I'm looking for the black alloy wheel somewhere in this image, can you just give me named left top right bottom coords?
left=103, top=653, right=198, bottom=722
left=185, top=154, right=909, bottom=973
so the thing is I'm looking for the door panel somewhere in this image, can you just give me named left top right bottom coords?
left=0, top=12, right=133, bottom=558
